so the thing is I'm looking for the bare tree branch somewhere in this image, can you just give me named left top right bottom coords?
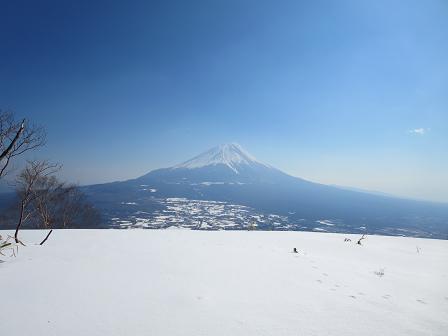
left=0, top=110, right=46, bottom=180
left=0, top=119, right=24, bottom=161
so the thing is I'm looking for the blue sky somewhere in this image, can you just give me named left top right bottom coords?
left=1, top=0, right=447, bottom=202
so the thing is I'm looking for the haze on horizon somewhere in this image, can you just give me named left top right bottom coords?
left=0, top=0, right=447, bottom=203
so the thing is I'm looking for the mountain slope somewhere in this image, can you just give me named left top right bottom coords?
left=76, top=144, right=448, bottom=238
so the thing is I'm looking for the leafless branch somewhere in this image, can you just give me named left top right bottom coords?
left=0, top=110, right=46, bottom=179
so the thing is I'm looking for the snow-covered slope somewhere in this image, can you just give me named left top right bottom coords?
left=172, top=143, right=269, bottom=173
left=1, top=229, right=447, bottom=336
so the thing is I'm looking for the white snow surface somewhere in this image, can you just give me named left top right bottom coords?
left=1, top=230, right=447, bottom=336
left=172, top=143, right=268, bottom=173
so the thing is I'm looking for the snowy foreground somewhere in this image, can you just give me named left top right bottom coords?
left=1, top=230, right=447, bottom=336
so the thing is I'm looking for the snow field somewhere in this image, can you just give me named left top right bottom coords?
left=1, top=230, right=447, bottom=336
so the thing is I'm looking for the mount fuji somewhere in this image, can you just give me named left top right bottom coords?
left=72, top=143, right=448, bottom=238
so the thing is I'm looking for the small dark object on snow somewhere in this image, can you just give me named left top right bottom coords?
left=293, top=248, right=298, bottom=253
left=357, top=234, right=366, bottom=245
left=344, top=238, right=352, bottom=242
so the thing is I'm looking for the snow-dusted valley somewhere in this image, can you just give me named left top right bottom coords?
left=109, top=193, right=435, bottom=238
left=112, top=197, right=293, bottom=230
left=1, top=230, right=447, bottom=336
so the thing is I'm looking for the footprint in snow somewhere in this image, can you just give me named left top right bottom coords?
left=322, top=273, right=328, bottom=277
left=416, top=299, right=427, bottom=304
left=349, top=295, right=357, bottom=299
left=316, top=279, right=323, bottom=283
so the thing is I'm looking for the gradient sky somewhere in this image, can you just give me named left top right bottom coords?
left=1, top=0, right=447, bottom=202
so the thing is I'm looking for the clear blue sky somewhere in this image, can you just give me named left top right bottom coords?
left=1, top=0, right=447, bottom=202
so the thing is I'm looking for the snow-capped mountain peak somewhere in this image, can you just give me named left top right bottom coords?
left=172, top=143, right=266, bottom=173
